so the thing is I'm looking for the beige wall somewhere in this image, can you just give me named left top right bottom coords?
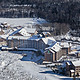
left=44, top=49, right=65, bottom=62
left=75, top=66, right=80, bottom=75
left=7, top=39, right=46, bottom=50
left=44, top=52, right=52, bottom=62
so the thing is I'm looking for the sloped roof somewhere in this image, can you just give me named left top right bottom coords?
left=71, top=45, right=80, bottom=51
left=51, top=42, right=61, bottom=52
left=72, top=59, right=80, bottom=66
left=46, top=42, right=61, bottom=52
left=60, top=42, right=70, bottom=48
left=8, top=36, right=30, bottom=40
left=42, top=37, right=56, bottom=45
left=49, top=49, right=55, bottom=53
left=28, top=35, right=42, bottom=41
left=0, top=35, right=9, bottom=39
left=10, top=28, right=31, bottom=37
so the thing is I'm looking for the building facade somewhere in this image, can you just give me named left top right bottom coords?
left=7, top=35, right=55, bottom=51
left=66, top=60, right=80, bottom=77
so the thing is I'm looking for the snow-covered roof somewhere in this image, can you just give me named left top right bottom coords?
left=49, top=49, right=55, bottom=53
left=51, top=42, right=61, bottom=52
left=46, top=42, right=61, bottom=52
left=72, top=59, right=80, bottom=66
left=0, top=35, right=9, bottom=39
left=42, top=32, right=51, bottom=35
left=71, top=37, right=77, bottom=41
left=60, top=42, right=70, bottom=48
left=71, top=45, right=80, bottom=51
left=28, top=35, right=42, bottom=41
left=17, top=48, right=38, bottom=51
left=70, top=70, right=75, bottom=73
left=42, top=37, right=56, bottom=45
left=19, top=28, right=31, bottom=36
left=28, top=35, right=56, bottom=46
left=69, top=51, right=77, bottom=55
left=8, top=36, right=30, bottom=40
left=66, top=61, right=72, bottom=65
left=10, top=28, right=31, bottom=37
left=3, top=29, right=14, bottom=35
left=78, top=38, right=80, bottom=41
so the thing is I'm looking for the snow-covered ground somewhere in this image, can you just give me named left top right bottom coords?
left=0, top=51, right=74, bottom=80
left=0, top=18, right=47, bottom=27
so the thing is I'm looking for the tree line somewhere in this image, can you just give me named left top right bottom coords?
left=0, top=0, right=80, bottom=30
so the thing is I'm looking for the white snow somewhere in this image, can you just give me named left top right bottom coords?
left=0, top=51, right=73, bottom=80
left=8, top=36, right=30, bottom=40
left=10, top=27, right=31, bottom=37
left=25, top=27, right=36, bottom=34
left=0, top=51, right=61, bottom=80
left=0, top=18, right=47, bottom=27
left=60, top=42, right=70, bottom=48
left=51, top=42, right=61, bottom=52
left=72, top=59, right=80, bottom=66
left=70, top=70, right=74, bottom=73
left=18, top=48, right=38, bottom=51
left=71, top=45, right=80, bottom=51
left=42, top=37, right=56, bottom=45
left=46, top=42, right=61, bottom=52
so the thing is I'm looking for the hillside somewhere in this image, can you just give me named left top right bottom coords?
left=0, top=51, right=61, bottom=80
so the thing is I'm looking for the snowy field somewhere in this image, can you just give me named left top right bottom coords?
left=0, top=51, right=75, bottom=80
left=0, top=18, right=47, bottom=27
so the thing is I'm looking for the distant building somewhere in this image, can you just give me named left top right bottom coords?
left=44, top=42, right=63, bottom=62
left=60, top=42, right=71, bottom=55
left=0, top=29, right=4, bottom=35
left=68, top=45, right=80, bottom=57
left=66, top=60, right=80, bottom=77
left=0, top=35, right=8, bottom=46
left=44, top=41, right=72, bottom=62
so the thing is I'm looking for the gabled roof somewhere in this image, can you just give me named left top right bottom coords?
left=46, top=42, right=61, bottom=52
left=42, top=37, right=56, bottom=45
left=9, top=28, right=31, bottom=37
left=49, top=49, right=55, bottom=53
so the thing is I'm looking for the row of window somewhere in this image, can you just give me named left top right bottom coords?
left=9, top=40, right=45, bottom=50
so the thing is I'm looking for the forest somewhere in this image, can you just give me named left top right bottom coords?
left=0, top=0, right=80, bottom=30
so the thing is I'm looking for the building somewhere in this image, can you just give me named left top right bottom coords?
left=60, top=42, right=71, bottom=55
left=25, top=27, right=37, bottom=36
left=44, top=41, right=71, bottom=62
left=7, top=34, right=56, bottom=51
left=0, top=35, right=8, bottom=46
left=9, top=27, right=31, bottom=37
left=44, top=42, right=63, bottom=62
left=66, top=60, right=80, bottom=77
left=66, top=61, right=74, bottom=77
left=69, top=45, right=80, bottom=57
